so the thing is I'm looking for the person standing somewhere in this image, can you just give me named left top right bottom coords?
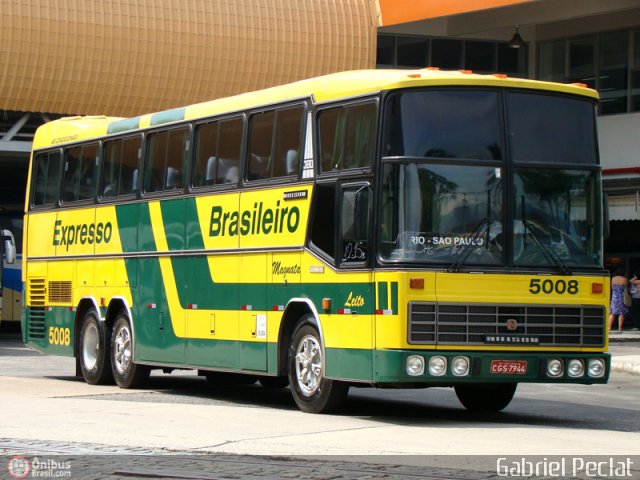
left=609, top=269, right=629, bottom=332
left=628, top=272, right=640, bottom=331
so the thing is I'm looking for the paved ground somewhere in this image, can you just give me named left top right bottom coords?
left=1, top=328, right=639, bottom=479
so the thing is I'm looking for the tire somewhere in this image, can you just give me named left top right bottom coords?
left=287, top=317, right=348, bottom=413
left=111, top=312, right=150, bottom=388
left=78, top=309, right=114, bottom=385
left=454, top=383, right=517, bottom=412
left=258, top=376, right=289, bottom=389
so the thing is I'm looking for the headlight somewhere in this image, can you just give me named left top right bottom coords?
left=588, top=358, right=605, bottom=378
left=547, top=358, right=564, bottom=378
left=567, top=359, right=584, bottom=378
left=451, top=356, right=470, bottom=376
left=406, top=355, right=425, bottom=376
left=428, top=356, right=447, bottom=376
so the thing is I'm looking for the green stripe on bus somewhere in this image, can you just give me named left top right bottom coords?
left=150, top=108, right=186, bottom=126
left=391, top=281, right=398, bottom=314
left=159, top=198, right=205, bottom=251
left=107, top=117, right=142, bottom=135
left=377, top=282, right=388, bottom=311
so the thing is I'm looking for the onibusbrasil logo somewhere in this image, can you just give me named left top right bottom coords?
left=7, top=455, right=71, bottom=478
left=7, top=455, right=30, bottom=479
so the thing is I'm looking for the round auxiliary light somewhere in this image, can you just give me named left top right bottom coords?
left=429, top=356, right=447, bottom=376
left=451, top=356, right=470, bottom=377
left=588, top=358, right=606, bottom=378
left=547, top=358, right=564, bottom=378
left=406, top=355, right=425, bottom=376
left=567, top=359, right=585, bottom=378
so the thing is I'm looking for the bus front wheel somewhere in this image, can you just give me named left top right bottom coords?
left=110, top=312, right=150, bottom=388
left=287, top=317, right=348, bottom=413
left=78, top=309, right=114, bottom=385
left=454, top=383, right=517, bottom=412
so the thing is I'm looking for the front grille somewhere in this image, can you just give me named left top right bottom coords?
left=408, top=302, right=605, bottom=347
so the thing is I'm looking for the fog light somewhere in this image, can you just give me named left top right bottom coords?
left=547, top=358, right=564, bottom=378
left=452, top=356, right=470, bottom=376
left=428, top=356, right=447, bottom=376
left=588, top=358, right=605, bottom=378
left=406, top=355, right=425, bottom=376
left=567, top=359, right=584, bottom=378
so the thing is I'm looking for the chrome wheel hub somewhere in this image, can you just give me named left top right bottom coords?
left=114, top=324, right=132, bottom=375
left=82, top=322, right=99, bottom=370
left=294, top=334, right=322, bottom=397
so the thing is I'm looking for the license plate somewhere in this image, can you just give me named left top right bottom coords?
left=490, top=360, right=528, bottom=375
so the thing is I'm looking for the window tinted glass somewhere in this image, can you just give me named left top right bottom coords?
left=310, top=183, right=336, bottom=260
left=397, top=37, right=428, bottom=68
left=101, top=136, right=141, bottom=197
left=248, top=110, right=275, bottom=181
left=193, top=121, right=218, bottom=186
left=384, top=90, right=501, bottom=160
left=318, top=102, right=376, bottom=172
left=248, top=106, right=304, bottom=181
left=513, top=168, right=602, bottom=267
left=431, top=39, right=462, bottom=70
left=379, top=163, right=503, bottom=265
left=465, top=41, right=495, bottom=73
left=194, top=117, right=243, bottom=187
left=273, top=107, right=303, bottom=177
left=507, top=92, right=597, bottom=164
left=600, top=31, right=628, bottom=115
left=32, top=151, right=62, bottom=206
left=62, top=143, right=98, bottom=202
left=340, top=185, right=370, bottom=265
left=145, top=127, right=189, bottom=192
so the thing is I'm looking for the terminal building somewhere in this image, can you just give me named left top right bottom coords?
left=1, top=0, right=639, bottom=323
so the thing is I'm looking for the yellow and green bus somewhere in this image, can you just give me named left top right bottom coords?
left=22, top=69, right=610, bottom=413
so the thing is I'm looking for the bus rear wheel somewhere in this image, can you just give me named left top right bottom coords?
left=454, top=383, right=517, bottom=412
left=110, top=312, right=150, bottom=388
left=78, top=309, right=114, bottom=385
left=287, top=318, right=348, bottom=413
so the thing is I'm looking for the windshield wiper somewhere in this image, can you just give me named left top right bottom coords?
left=447, top=217, right=490, bottom=273
left=521, top=197, right=571, bottom=275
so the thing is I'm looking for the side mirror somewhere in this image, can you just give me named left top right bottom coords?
left=1, top=229, right=16, bottom=265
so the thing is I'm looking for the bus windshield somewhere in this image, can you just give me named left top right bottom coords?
left=379, top=89, right=602, bottom=270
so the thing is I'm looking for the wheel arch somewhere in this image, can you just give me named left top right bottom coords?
left=276, top=298, right=324, bottom=376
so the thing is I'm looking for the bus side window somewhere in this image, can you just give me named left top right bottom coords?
left=193, top=117, right=243, bottom=188
left=32, top=150, right=62, bottom=207
left=101, top=136, right=141, bottom=197
left=309, top=183, right=336, bottom=263
left=318, top=101, right=376, bottom=173
left=272, top=106, right=303, bottom=177
left=62, top=143, right=98, bottom=202
left=248, top=105, right=304, bottom=181
left=145, top=127, right=189, bottom=192
left=340, top=184, right=370, bottom=265
left=248, top=110, right=275, bottom=181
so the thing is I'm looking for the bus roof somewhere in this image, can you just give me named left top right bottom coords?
left=32, top=68, right=599, bottom=150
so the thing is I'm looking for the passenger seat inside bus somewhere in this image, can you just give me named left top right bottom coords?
left=206, top=156, right=239, bottom=185
left=286, top=149, right=299, bottom=175
left=165, top=167, right=181, bottom=189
